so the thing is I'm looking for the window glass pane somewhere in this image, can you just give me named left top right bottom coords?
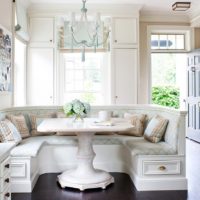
left=151, top=34, right=159, bottom=49
left=75, top=70, right=83, bottom=80
left=151, top=33, right=185, bottom=51
left=63, top=53, right=109, bottom=104
left=159, top=35, right=167, bottom=49
left=75, top=80, right=83, bottom=90
left=168, top=35, right=176, bottom=49
left=176, top=35, right=184, bottom=49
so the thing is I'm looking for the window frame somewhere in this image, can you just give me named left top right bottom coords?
left=146, top=25, right=193, bottom=103
left=58, top=52, right=110, bottom=105
left=151, top=33, right=185, bottom=51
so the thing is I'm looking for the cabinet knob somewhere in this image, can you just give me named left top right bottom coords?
left=5, top=178, right=9, bottom=183
left=4, top=164, right=10, bottom=169
left=158, top=166, right=166, bottom=171
left=5, top=192, right=10, bottom=197
left=50, top=39, right=53, bottom=42
left=115, top=96, right=118, bottom=99
left=114, top=40, right=117, bottom=43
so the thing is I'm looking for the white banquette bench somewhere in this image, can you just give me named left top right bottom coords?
left=0, top=105, right=187, bottom=192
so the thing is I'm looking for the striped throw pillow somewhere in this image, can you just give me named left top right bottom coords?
left=144, top=115, right=168, bottom=143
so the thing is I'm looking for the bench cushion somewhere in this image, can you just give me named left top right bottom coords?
left=10, top=136, right=78, bottom=157
left=125, top=138, right=176, bottom=156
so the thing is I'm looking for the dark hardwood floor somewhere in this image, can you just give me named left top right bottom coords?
left=12, top=139, right=200, bottom=200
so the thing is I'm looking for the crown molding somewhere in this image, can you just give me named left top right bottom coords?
left=28, top=3, right=142, bottom=17
left=140, top=11, right=190, bottom=23
left=188, top=6, right=200, bottom=27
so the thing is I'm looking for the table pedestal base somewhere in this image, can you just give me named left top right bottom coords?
left=57, top=132, right=114, bottom=191
left=58, top=169, right=114, bottom=191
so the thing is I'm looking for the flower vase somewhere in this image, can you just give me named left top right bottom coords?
left=73, top=115, right=84, bottom=123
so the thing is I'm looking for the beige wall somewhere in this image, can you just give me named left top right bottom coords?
left=139, top=21, right=190, bottom=104
left=0, top=0, right=13, bottom=108
left=194, top=28, right=200, bottom=49
left=0, top=0, right=12, bottom=31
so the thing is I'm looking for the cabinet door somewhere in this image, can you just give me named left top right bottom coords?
left=114, top=48, right=137, bottom=104
left=113, top=18, right=137, bottom=46
left=27, top=48, right=54, bottom=105
left=30, top=18, right=54, bottom=45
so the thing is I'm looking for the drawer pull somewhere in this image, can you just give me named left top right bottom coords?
left=159, top=166, right=166, bottom=171
left=5, top=178, right=9, bottom=183
left=4, top=164, right=10, bottom=169
left=5, top=192, right=10, bottom=197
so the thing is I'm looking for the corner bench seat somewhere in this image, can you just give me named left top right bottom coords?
left=10, top=136, right=78, bottom=157
left=10, top=135, right=177, bottom=158
left=0, top=105, right=187, bottom=192
left=125, top=138, right=176, bottom=156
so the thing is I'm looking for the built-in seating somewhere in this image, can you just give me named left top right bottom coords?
left=0, top=105, right=187, bottom=192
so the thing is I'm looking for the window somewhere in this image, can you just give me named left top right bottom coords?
left=14, top=39, right=26, bottom=106
left=151, top=34, right=185, bottom=50
left=61, top=53, right=110, bottom=105
left=150, top=31, right=188, bottom=109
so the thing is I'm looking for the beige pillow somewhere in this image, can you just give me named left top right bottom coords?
left=144, top=115, right=168, bottom=143
left=0, top=119, right=15, bottom=142
left=7, top=114, right=30, bottom=139
left=118, top=113, right=146, bottom=137
left=0, top=119, right=22, bottom=143
left=56, top=111, right=66, bottom=118
left=29, top=113, right=55, bottom=136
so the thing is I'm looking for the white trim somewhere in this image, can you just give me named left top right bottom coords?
left=140, top=13, right=190, bottom=23
left=28, top=4, right=141, bottom=18
left=146, top=25, right=193, bottom=104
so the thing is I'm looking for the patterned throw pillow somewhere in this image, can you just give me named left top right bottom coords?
left=7, top=114, right=30, bottom=139
left=117, top=113, right=146, bottom=137
left=29, top=113, right=56, bottom=136
left=56, top=111, right=66, bottom=118
left=0, top=119, right=22, bottom=143
left=144, top=115, right=169, bottom=143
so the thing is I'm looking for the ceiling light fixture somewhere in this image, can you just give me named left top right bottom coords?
left=172, top=2, right=191, bottom=11
left=65, top=0, right=110, bottom=62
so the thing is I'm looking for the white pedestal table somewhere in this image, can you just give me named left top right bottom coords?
left=37, top=118, right=133, bottom=191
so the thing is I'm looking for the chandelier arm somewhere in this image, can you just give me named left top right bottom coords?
left=94, top=31, right=110, bottom=46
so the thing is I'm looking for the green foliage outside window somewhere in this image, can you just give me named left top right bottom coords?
left=152, top=86, right=180, bottom=109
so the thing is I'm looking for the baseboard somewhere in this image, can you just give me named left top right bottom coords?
left=11, top=170, right=39, bottom=193
left=134, top=176, right=188, bottom=191
left=128, top=167, right=188, bottom=191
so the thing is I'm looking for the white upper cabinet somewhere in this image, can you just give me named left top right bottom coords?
left=29, top=18, right=54, bottom=46
left=113, top=48, right=138, bottom=104
left=112, top=17, right=138, bottom=47
left=27, top=48, right=54, bottom=105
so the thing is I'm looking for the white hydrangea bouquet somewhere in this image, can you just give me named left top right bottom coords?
left=63, top=99, right=90, bottom=121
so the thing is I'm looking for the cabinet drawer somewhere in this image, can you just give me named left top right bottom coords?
left=0, top=186, right=11, bottom=200
left=0, top=173, right=10, bottom=193
left=143, top=160, right=181, bottom=175
left=0, top=157, right=10, bottom=177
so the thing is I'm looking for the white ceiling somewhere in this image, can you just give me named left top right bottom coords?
left=28, top=0, right=200, bottom=15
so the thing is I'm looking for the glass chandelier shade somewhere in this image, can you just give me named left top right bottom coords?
left=60, top=0, right=110, bottom=62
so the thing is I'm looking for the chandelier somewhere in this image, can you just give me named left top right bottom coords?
left=61, top=0, right=110, bottom=62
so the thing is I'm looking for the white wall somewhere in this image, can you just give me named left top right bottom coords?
left=0, top=0, right=13, bottom=108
